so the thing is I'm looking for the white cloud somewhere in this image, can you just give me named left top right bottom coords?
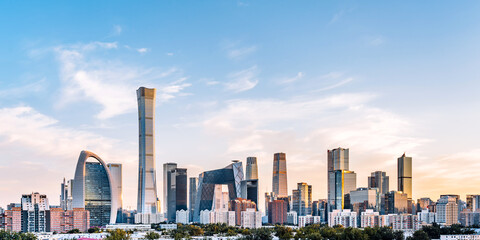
left=280, top=72, right=304, bottom=84
left=201, top=93, right=426, bottom=200
left=166, top=52, right=174, bottom=56
left=137, top=48, right=149, bottom=53
left=313, top=77, right=354, bottom=92
left=0, top=106, right=136, bottom=207
left=227, top=45, right=257, bottom=60
left=53, top=41, right=191, bottom=119
left=224, top=66, right=259, bottom=92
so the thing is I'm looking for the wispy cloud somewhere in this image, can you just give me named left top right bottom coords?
left=201, top=92, right=425, bottom=199
left=0, top=78, right=46, bottom=98
left=227, top=46, right=257, bottom=60
left=365, top=35, right=385, bottom=46
left=280, top=72, right=304, bottom=84
left=329, top=10, right=345, bottom=24
left=313, top=77, right=354, bottom=92
left=112, top=25, right=122, bottom=36
left=224, top=66, right=259, bottom=92
left=53, top=41, right=191, bottom=119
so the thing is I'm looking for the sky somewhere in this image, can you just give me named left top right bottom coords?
left=1, top=1, right=480, bottom=211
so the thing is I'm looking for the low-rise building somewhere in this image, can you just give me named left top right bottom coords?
left=46, top=208, right=90, bottom=233
left=361, top=209, right=379, bottom=228
left=134, top=213, right=165, bottom=224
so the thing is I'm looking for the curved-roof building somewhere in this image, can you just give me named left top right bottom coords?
left=72, top=150, right=117, bottom=226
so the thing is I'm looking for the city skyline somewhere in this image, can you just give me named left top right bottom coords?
left=2, top=1, right=480, bottom=211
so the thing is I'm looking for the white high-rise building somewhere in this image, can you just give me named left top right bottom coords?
left=137, top=87, right=159, bottom=214
left=176, top=209, right=189, bottom=224
left=328, top=209, right=357, bottom=228
left=298, top=215, right=321, bottom=227
left=241, top=208, right=262, bottom=229
left=108, top=163, right=123, bottom=222
left=417, top=209, right=436, bottom=224
left=21, top=192, right=50, bottom=232
left=361, top=209, right=380, bottom=228
left=437, top=196, right=458, bottom=225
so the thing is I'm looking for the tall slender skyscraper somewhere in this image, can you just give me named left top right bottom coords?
left=272, top=153, right=288, bottom=197
left=397, top=153, right=412, bottom=200
left=163, top=163, right=177, bottom=214
left=189, top=177, right=198, bottom=222
left=137, top=87, right=158, bottom=214
left=368, top=171, right=389, bottom=195
left=108, top=163, right=123, bottom=223
left=246, top=157, right=258, bottom=180
left=327, top=148, right=356, bottom=211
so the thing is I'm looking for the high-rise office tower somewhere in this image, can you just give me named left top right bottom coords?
left=397, top=153, right=412, bottom=200
left=246, top=157, right=258, bottom=180
left=21, top=192, right=49, bottom=232
left=272, top=153, right=288, bottom=197
left=292, top=183, right=312, bottom=216
left=73, top=150, right=117, bottom=226
left=167, top=168, right=188, bottom=222
left=368, top=171, right=389, bottom=195
left=137, top=87, right=158, bottom=214
left=163, top=163, right=177, bottom=214
left=108, top=163, right=123, bottom=223
left=189, top=177, right=198, bottom=222
left=327, top=148, right=356, bottom=211
left=437, top=196, right=459, bottom=225
left=382, top=191, right=408, bottom=214
left=466, top=195, right=480, bottom=212
left=60, top=178, right=74, bottom=211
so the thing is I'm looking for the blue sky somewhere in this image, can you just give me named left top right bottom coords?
left=1, top=1, right=480, bottom=210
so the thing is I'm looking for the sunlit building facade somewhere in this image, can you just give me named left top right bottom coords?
left=137, top=87, right=159, bottom=214
left=272, top=153, right=288, bottom=197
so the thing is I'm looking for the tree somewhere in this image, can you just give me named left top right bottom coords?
left=105, top=229, right=131, bottom=240
left=144, top=231, right=161, bottom=240
left=0, top=230, right=37, bottom=240
left=88, top=227, right=100, bottom=233
left=407, top=230, right=430, bottom=240
left=275, top=225, right=294, bottom=240
left=67, top=229, right=81, bottom=234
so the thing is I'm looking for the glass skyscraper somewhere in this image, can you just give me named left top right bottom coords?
left=397, top=153, right=412, bottom=200
left=368, top=171, right=389, bottom=195
left=193, top=161, right=244, bottom=222
left=85, top=162, right=112, bottom=227
left=327, top=148, right=356, bottom=211
left=292, top=182, right=312, bottom=216
left=72, top=150, right=117, bottom=226
left=246, top=157, right=258, bottom=180
left=137, top=87, right=159, bottom=214
left=163, top=163, right=177, bottom=214
left=272, top=153, right=288, bottom=197
left=189, top=177, right=198, bottom=222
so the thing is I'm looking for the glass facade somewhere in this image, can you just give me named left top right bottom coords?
left=397, top=154, right=412, bottom=199
left=137, top=87, right=158, bottom=214
left=85, top=162, right=112, bottom=227
left=193, top=161, right=244, bottom=222
left=272, top=153, right=288, bottom=197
